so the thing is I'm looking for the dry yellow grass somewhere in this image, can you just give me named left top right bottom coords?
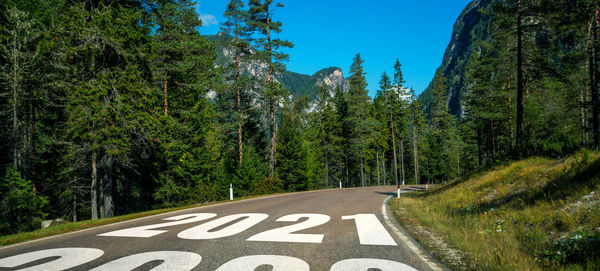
left=391, top=150, right=600, bottom=271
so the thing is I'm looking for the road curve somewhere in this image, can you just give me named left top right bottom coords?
left=0, top=186, right=447, bottom=271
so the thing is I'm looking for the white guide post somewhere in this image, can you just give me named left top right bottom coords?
left=397, top=185, right=400, bottom=199
left=339, top=181, right=342, bottom=189
left=229, top=183, right=233, bottom=201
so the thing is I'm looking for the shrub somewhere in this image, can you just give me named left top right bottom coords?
left=0, top=167, right=48, bottom=234
left=251, top=176, right=283, bottom=196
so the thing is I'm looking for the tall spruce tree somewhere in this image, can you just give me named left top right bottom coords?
left=0, top=7, right=40, bottom=183
left=221, top=0, right=252, bottom=165
left=346, top=54, right=376, bottom=187
left=247, top=0, right=294, bottom=178
left=408, top=88, right=426, bottom=184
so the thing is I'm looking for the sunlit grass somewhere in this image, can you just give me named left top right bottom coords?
left=391, top=150, right=600, bottom=271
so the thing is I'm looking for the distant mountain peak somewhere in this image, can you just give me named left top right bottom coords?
left=210, top=33, right=349, bottom=99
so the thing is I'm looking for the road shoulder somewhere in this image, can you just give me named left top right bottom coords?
left=383, top=195, right=449, bottom=271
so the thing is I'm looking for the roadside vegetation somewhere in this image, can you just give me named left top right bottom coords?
left=391, top=150, right=600, bottom=271
left=0, top=192, right=284, bottom=247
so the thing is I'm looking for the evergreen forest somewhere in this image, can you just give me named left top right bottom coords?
left=0, top=0, right=598, bottom=237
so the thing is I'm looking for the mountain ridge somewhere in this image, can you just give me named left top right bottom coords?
left=419, top=0, right=493, bottom=118
left=208, top=33, right=349, bottom=100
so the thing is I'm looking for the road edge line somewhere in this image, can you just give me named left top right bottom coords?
left=0, top=187, right=343, bottom=250
left=382, top=195, right=446, bottom=271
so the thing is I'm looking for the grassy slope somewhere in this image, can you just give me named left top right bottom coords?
left=391, top=150, right=600, bottom=271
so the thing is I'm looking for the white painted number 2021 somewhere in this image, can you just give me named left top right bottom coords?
left=0, top=248, right=418, bottom=271
left=99, top=212, right=395, bottom=246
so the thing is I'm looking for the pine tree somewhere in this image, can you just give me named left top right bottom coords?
left=392, top=59, right=409, bottom=186
left=334, top=85, right=351, bottom=187
left=408, top=88, right=426, bottom=184
left=373, top=75, right=391, bottom=186
left=0, top=167, right=48, bottom=234
left=221, top=0, right=252, bottom=165
left=428, top=68, right=459, bottom=181
left=247, top=0, right=294, bottom=178
left=315, top=84, right=343, bottom=188
left=0, top=7, right=40, bottom=183
left=346, top=54, right=376, bottom=187
left=593, top=3, right=600, bottom=150
left=380, top=72, right=399, bottom=186
left=64, top=2, right=160, bottom=218
left=277, top=98, right=310, bottom=191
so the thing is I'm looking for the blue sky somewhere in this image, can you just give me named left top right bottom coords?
left=196, top=0, right=472, bottom=96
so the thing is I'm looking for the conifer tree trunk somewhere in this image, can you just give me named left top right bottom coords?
left=91, top=134, right=98, bottom=220
left=585, top=18, right=593, bottom=147
left=31, top=103, right=37, bottom=193
left=413, top=125, right=419, bottom=185
left=269, top=101, right=275, bottom=177
left=73, top=176, right=77, bottom=222
left=103, top=156, right=114, bottom=218
left=12, top=33, right=19, bottom=171
left=382, top=152, right=387, bottom=186
left=237, top=72, right=243, bottom=165
left=162, top=17, right=169, bottom=117
left=325, top=158, right=329, bottom=188
left=360, top=154, right=365, bottom=187
left=593, top=6, right=600, bottom=150
left=390, top=109, right=398, bottom=186
left=491, top=120, right=496, bottom=156
left=400, top=139, right=405, bottom=185
left=344, top=155, right=349, bottom=187
left=376, top=152, right=380, bottom=186
left=582, top=88, right=587, bottom=146
left=477, top=128, right=482, bottom=166
left=457, top=146, right=460, bottom=176
left=235, top=19, right=243, bottom=165
left=266, top=6, right=277, bottom=178
left=25, top=103, right=31, bottom=183
left=516, top=0, right=525, bottom=156
left=163, top=55, right=168, bottom=117
left=506, top=41, right=514, bottom=148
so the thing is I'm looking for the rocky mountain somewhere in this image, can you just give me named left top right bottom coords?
left=208, top=34, right=349, bottom=100
left=419, top=0, right=493, bottom=118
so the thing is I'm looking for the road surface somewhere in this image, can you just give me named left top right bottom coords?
left=0, top=186, right=447, bottom=271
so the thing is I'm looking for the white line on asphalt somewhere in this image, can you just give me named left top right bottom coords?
left=0, top=188, right=340, bottom=250
left=382, top=195, right=444, bottom=271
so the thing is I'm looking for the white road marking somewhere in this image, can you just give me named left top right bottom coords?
left=382, top=195, right=445, bottom=271
left=248, top=214, right=330, bottom=243
left=215, top=255, right=310, bottom=271
left=341, top=214, right=397, bottom=246
left=89, top=251, right=202, bottom=271
left=0, top=247, right=104, bottom=271
left=0, top=188, right=337, bottom=250
left=98, top=213, right=216, bottom=238
left=178, top=213, right=268, bottom=240
left=330, top=258, right=418, bottom=271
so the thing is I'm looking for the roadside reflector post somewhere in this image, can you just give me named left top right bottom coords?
left=339, top=181, right=342, bottom=189
left=426, top=181, right=428, bottom=190
left=397, top=185, right=400, bottom=199
left=229, top=183, right=233, bottom=201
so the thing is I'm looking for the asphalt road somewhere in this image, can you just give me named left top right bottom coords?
left=0, top=186, right=447, bottom=271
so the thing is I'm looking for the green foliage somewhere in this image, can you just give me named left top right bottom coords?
left=251, top=176, right=283, bottom=195
left=1, top=0, right=595, bottom=241
left=277, top=99, right=311, bottom=191
left=541, top=228, right=600, bottom=266
left=0, top=167, right=48, bottom=234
